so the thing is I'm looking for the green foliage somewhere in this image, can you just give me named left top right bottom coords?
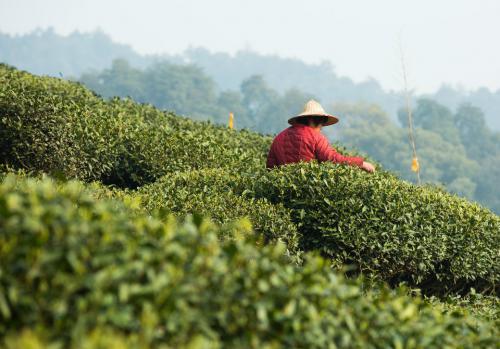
left=0, top=64, right=117, bottom=181
left=68, top=54, right=500, bottom=213
left=1, top=66, right=499, bottom=300
left=81, top=58, right=500, bottom=214
left=0, top=174, right=498, bottom=348
left=0, top=64, right=269, bottom=187
left=139, top=168, right=300, bottom=257
left=1, top=32, right=499, bottom=348
left=104, top=103, right=269, bottom=187
left=81, top=59, right=221, bottom=121
left=332, top=101, right=500, bottom=213
left=80, top=60, right=314, bottom=133
left=427, top=292, right=500, bottom=326
left=3, top=32, right=500, bottom=212
left=249, top=162, right=500, bottom=296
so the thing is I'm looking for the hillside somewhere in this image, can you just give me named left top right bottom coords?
left=0, top=64, right=499, bottom=347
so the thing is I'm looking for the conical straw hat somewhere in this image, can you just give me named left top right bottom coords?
left=288, top=99, right=339, bottom=126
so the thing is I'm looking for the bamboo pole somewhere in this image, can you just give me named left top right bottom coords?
left=399, top=42, right=421, bottom=184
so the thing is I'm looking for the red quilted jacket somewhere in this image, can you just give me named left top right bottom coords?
left=266, top=124, right=364, bottom=168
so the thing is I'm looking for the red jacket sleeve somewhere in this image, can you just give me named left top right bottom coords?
left=315, top=133, right=364, bottom=167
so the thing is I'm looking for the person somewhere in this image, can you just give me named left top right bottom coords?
left=266, top=100, right=376, bottom=172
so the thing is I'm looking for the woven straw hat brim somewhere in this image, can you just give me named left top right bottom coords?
left=288, top=113, right=339, bottom=126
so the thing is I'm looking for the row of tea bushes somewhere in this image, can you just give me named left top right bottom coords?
left=139, top=168, right=300, bottom=258
left=100, top=99, right=270, bottom=187
left=136, top=163, right=500, bottom=297
left=0, top=174, right=498, bottom=348
left=0, top=64, right=117, bottom=181
left=0, top=64, right=269, bottom=188
left=247, top=162, right=500, bottom=296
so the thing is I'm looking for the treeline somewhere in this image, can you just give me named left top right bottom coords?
left=179, top=47, right=500, bottom=131
left=331, top=101, right=500, bottom=213
left=80, top=59, right=314, bottom=133
left=79, top=59, right=500, bottom=214
left=1, top=29, right=499, bottom=130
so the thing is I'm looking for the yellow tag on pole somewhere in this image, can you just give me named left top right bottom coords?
left=411, top=157, right=420, bottom=172
left=228, top=112, right=234, bottom=129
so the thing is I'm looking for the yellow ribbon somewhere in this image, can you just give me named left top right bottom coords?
left=411, top=157, right=420, bottom=172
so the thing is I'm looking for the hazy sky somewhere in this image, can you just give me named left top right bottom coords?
left=1, top=0, right=499, bottom=93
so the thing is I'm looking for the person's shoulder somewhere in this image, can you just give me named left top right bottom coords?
left=270, top=127, right=289, bottom=145
left=276, top=126, right=293, bottom=138
left=290, top=125, right=317, bottom=140
left=312, top=130, right=330, bottom=145
left=289, top=124, right=308, bottom=134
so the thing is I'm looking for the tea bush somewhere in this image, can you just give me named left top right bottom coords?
left=0, top=174, right=498, bottom=348
left=0, top=64, right=269, bottom=187
left=139, top=168, right=300, bottom=256
left=0, top=64, right=119, bottom=181
left=427, top=293, right=500, bottom=326
left=250, top=162, right=500, bottom=296
left=98, top=99, right=270, bottom=187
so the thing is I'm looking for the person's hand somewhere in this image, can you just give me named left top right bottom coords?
left=361, top=161, right=376, bottom=173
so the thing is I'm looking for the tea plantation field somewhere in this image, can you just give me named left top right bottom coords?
left=0, top=64, right=499, bottom=348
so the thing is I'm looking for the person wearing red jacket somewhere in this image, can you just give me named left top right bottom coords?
left=266, top=100, right=376, bottom=172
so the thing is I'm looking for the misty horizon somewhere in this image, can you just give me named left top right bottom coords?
left=1, top=0, right=500, bottom=94
left=2, top=26, right=499, bottom=97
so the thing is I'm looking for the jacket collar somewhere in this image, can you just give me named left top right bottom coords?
left=292, top=123, right=308, bottom=129
left=292, top=124, right=321, bottom=132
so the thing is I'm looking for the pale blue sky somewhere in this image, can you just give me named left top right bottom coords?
left=1, top=0, right=499, bottom=93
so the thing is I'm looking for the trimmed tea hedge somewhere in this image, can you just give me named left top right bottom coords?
left=0, top=64, right=269, bottom=187
left=100, top=99, right=270, bottom=187
left=0, top=64, right=118, bottom=181
left=249, top=162, right=500, bottom=296
left=0, top=174, right=498, bottom=348
left=139, top=168, right=300, bottom=257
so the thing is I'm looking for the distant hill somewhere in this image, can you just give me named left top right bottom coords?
left=0, top=28, right=153, bottom=78
left=172, top=47, right=402, bottom=120
left=0, top=28, right=498, bottom=129
left=426, top=85, right=500, bottom=130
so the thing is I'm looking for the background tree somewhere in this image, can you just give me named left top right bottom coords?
left=142, top=62, right=220, bottom=120
left=216, top=90, right=248, bottom=126
left=399, top=99, right=461, bottom=145
left=454, top=104, right=496, bottom=158
left=80, top=59, right=145, bottom=100
left=240, top=75, right=280, bottom=129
